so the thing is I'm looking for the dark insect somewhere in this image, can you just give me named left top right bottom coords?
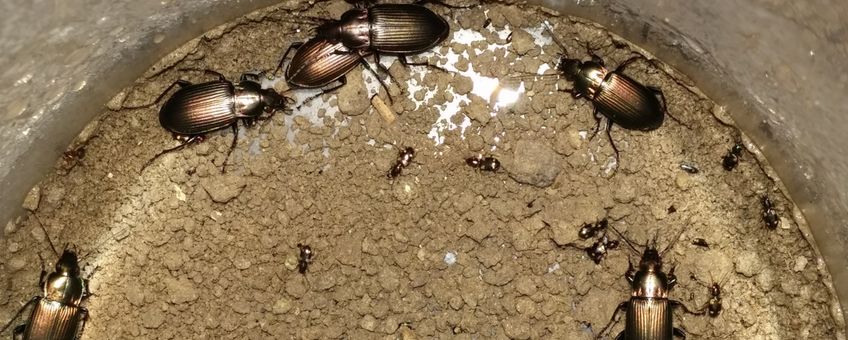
left=597, top=227, right=703, bottom=339
left=578, top=218, right=608, bottom=239
left=667, top=205, right=677, bottom=214
left=276, top=1, right=463, bottom=103
left=388, top=146, right=415, bottom=179
left=122, top=70, right=288, bottom=173
left=466, top=155, right=501, bottom=172
left=679, top=163, right=700, bottom=174
left=761, top=195, right=780, bottom=230
left=297, top=243, right=314, bottom=274
left=721, top=143, right=744, bottom=171
left=691, top=273, right=728, bottom=317
left=692, top=238, right=710, bottom=248
left=585, top=234, right=619, bottom=264
left=543, top=25, right=684, bottom=174
left=59, top=145, right=87, bottom=173
left=1, top=219, right=92, bottom=339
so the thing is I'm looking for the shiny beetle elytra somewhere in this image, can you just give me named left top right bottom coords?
left=597, top=227, right=701, bottom=339
left=278, top=36, right=375, bottom=100
left=0, top=223, right=91, bottom=340
left=543, top=25, right=684, bottom=172
left=466, top=155, right=501, bottom=172
left=124, top=69, right=288, bottom=172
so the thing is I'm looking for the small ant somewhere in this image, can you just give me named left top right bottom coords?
left=578, top=218, right=608, bottom=239
left=691, top=238, right=709, bottom=248
left=721, top=143, right=744, bottom=171
left=387, top=147, right=415, bottom=179
left=691, top=273, right=728, bottom=317
left=59, top=145, right=87, bottom=173
left=585, top=234, right=619, bottom=264
left=297, top=244, right=313, bottom=274
left=761, top=195, right=780, bottom=230
left=466, top=155, right=501, bottom=172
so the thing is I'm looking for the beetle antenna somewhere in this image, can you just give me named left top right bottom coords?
left=543, top=21, right=568, bottom=55
left=660, top=227, right=685, bottom=256
left=609, top=225, right=640, bottom=256
left=32, top=214, right=59, bottom=258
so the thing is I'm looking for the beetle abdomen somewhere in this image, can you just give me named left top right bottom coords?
left=370, top=4, right=449, bottom=54
left=625, top=298, right=673, bottom=340
left=594, top=73, right=664, bottom=131
left=159, top=81, right=236, bottom=135
left=286, top=38, right=363, bottom=88
left=25, top=298, right=86, bottom=340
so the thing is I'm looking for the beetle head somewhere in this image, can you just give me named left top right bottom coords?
left=55, top=249, right=81, bottom=277
left=260, top=89, right=289, bottom=113
left=556, top=57, right=583, bottom=81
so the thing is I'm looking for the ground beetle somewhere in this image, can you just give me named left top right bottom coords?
left=0, top=221, right=92, bottom=340
left=124, top=69, right=288, bottom=172
left=597, top=227, right=702, bottom=339
left=761, top=195, right=780, bottom=230
left=388, top=146, right=416, bottom=178
left=721, top=143, right=744, bottom=171
left=542, top=25, right=684, bottom=172
left=466, top=155, right=500, bottom=172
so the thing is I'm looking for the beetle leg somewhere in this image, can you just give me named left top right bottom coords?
left=0, top=297, right=40, bottom=336
left=588, top=109, right=603, bottom=140
left=359, top=58, right=395, bottom=104
left=673, top=327, right=688, bottom=339
left=413, top=0, right=477, bottom=9
left=298, top=76, right=348, bottom=109
left=612, top=55, right=645, bottom=74
left=604, top=120, right=620, bottom=169
left=648, top=86, right=691, bottom=129
left=372, top=52, right=397, bottom=85
left=398, top=54, right=448, bottom=73
left=274, top=42, right=304, bottom=77
left=670, top=299, right=704, bottom=315
left=597, top=301, right=628, bottom=339
left=120, top=80, right=192, bottom=110
left=74, top=308, right=89, bottom=340
left=221, top=124, right=239, bottom=173
left=140, top=135, right=203, bottom=173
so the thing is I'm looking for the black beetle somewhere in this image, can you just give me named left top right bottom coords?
left=691, top=238, right=710, bottom=249
left=597, top=227, right=702, bottom=339
left=297, top=243, right=314, bottom=274
left=124, top=69, right=288, bottom=172
left=1, top=220, right=92, bottom=340
left=761, top=195, right=780, bottom=230
left=466, top=155, right=500, bottom=172
left=542, top=25, right=685, bottom=172
left=388, top=146, right=416, bottom=178
left=722, top=143, right=744, bottom=171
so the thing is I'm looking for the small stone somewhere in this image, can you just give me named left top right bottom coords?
left=284, top=254, right=298, bottom=271
left=756, top=268, right=775, bottom=292
left=141, top=305, right=165, bottom=329
left=503, top=316, right=531, bottom=339
left=793, top=256, right=808, bottom=272
left=734, top=251, right=763, bottom=277
left=453, top=75, right=473, bottom=95
left=467, top=134, right=485, bottom=152
left=233, top=257, right=251, bottom=270
left=337, top=68, right=370, bottom=116
left=613, top=183, right=636, bottom=204
left=162, top=252, right=186, bottom=271
left=465, top=96, right=491, bottom=125
left=506, top=140, right=562, bottom=188
left=125, top=284, right=145, bottom=306
left=510, top=29, right=536, bottom=56
left=8, top=256, right=27, bottom=272
left=360, top=314, right=378, bottom=332
left=444, top=251, right=457, bottom=266
left=165, top=277, right=199, bottom=304
left=271, top=297, right=292, bottom=314
left=200, top=174, right=247, bottom=203
left=7, top=242, right=21, bottom=253
left=22, top=185, right=41, bottom=211
left=675, top=173, right=692, bottom=190
left=4, top=220, right=19, bottom=236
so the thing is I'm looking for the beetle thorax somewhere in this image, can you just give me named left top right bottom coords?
left=234, top=82, right=265, bottom=117
left=43, top=271, right=85, bottom=306
left=631, top=268, right=670, bottom=299
left=575, top=61, right=608, bottom=100
left=334, top=8, right=371, bottom=50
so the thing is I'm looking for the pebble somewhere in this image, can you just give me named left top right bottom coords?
left=165, top=277, right=199, bottom=304
left=337, top=68, right=370, bottom=116
left=506, top=140, right=562, bottom=188
left=200, top=174, right=246, bottom=203
left=271, top=297, right=292, bottom=314
left=793, top=256, right=808, bottom=272
left=502, top=315, right=531, bottom=339
left=360, top=314, right=378, bottom=332
left=444, top=251, right=457, bottom=266
left=22, top=185, right=41, bottom=211
left=453, top=75, right=473, bottom=95
left=4, top=220, right=18, bottom=236
left=141, top=305, right=165, bottom=329
left=510, top=29, right=536, bottom=56
left=233, top=257, right=251, bottom=270
left=7, top=256, right=27, bottom=272
left=734, top=251, right=764, bottom=277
